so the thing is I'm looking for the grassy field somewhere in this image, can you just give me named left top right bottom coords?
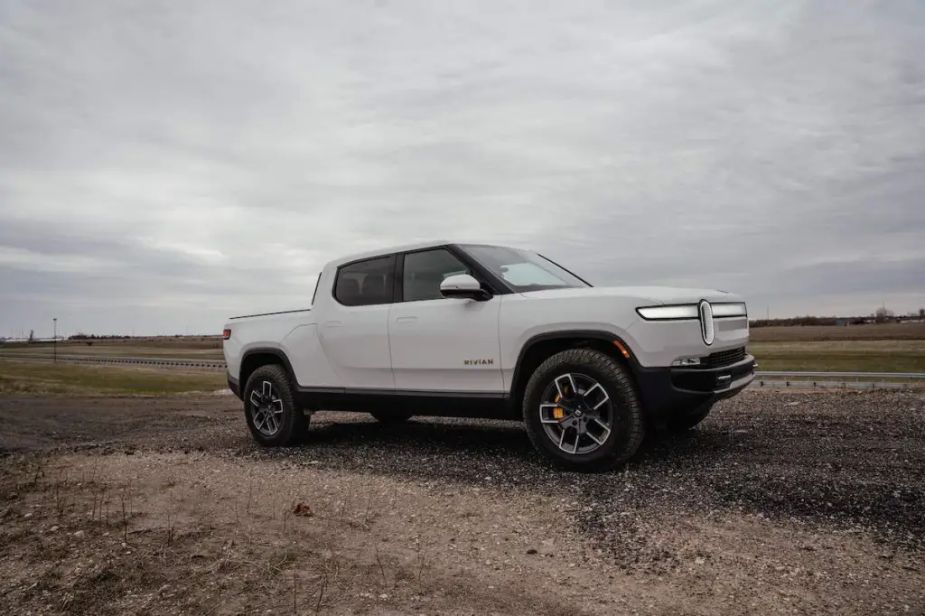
left=749, top=322, right=925, bottom=342
left=748, top=340, right=925, bottom=372
left=2, top=323, right=923, bottom=378
left=0, top=360, right=226, bottom=395
left=748, top=323, right=925, bottom=372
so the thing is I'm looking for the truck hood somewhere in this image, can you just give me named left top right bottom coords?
left=518, top=286, right=742, bottom=305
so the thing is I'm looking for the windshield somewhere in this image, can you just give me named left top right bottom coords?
left=460, top=244, right=590, bottom=292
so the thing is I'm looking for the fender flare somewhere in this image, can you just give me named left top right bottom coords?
left=509, top=329, right=640, bottom=400
left=239, top=347, right=298, bottom=388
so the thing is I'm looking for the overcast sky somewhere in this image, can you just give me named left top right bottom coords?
left=1, top=1, right=923, bottom=337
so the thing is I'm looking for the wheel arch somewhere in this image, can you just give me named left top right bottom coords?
left=509, top=330, right=640, bottom=413
left=239, top=347, right=298, bottom=392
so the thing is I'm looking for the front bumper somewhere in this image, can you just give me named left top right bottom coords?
left=634, top=354, right=756, bottom=423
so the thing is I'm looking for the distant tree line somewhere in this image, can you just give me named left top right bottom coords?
left=750, top=316, right=866, bottom=327
left=751, top=307, right=924, bottom=327
left=67, top=333, right=132, bottom=340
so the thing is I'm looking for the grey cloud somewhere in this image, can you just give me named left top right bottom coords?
left=1, top=0, right=924, bottom=336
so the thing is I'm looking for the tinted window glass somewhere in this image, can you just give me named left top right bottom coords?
left=335, top=256, right=395, bottom=306
left=402, top=249, right=470, bottom=302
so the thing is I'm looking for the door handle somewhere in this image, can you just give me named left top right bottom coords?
left=323, top=321, right=344, bottom=328
left=394, top=316, right=417, bottom=326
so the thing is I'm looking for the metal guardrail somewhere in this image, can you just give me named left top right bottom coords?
left=0, top=353, right=225, bottom=371
left=753, top=371, right=925, bottom=390
left=756, top=370, right=925, bottom=379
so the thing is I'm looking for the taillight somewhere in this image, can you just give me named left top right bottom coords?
left=222, top=328, right=231, bottom=340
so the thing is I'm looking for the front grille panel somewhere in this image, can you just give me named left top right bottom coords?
left=703, top=346, right=746, bottom=368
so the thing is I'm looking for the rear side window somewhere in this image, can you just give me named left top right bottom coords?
left=402, top=249, right=470, bottom=302
left=334, top=256, right=395, bottom=306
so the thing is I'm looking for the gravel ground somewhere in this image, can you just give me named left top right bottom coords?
left=242, top=390, right=925, bottom=550
left=0, top=388, right=923, bottom=614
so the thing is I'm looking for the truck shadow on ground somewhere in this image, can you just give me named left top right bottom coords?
left=300, top=413, right=729, bottom=466
left=254, top=413, right=745, bottom=495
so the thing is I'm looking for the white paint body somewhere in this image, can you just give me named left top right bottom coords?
left=223, top=242, right=750, bottom=394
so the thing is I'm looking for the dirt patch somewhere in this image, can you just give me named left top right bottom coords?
left=0, top=393, right=235, bottom=452
left=0, top=389, right=923, bottom=614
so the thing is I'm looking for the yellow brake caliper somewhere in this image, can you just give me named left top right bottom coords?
left=553, top=393, right=565, bottom=420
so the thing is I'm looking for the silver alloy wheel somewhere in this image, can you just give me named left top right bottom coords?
left=249, top=380, right=284, bottom=437
left=539, top=372, right=613, bottom=455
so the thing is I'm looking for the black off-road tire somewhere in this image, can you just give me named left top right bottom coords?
left=666, top=402, right=713, bottom=433
left=370, top=411, right=413, bottom=424
left=243, top=364, right=308, bottom=446
left=522, top=349, right=645, bottom=471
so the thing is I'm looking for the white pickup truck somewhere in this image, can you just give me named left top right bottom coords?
left=223, top=242, right=754, bottom=470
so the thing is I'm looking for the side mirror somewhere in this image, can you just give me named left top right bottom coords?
left=440, top=274, right=491, bottom=301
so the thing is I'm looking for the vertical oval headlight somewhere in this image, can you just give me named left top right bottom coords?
left=699, top=300, right=715, bottom=345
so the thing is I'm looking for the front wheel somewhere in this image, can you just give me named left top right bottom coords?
left=522, top=349, right=645, bottom=471
left=243, top=364, right=307, bottom=446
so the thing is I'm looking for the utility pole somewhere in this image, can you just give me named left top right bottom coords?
left=53, top=317, right=57, bottom=363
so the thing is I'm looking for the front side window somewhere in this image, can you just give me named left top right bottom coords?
left=460, top=244, right=589, bottom=292
left=402, top=249, right=471, bottom=302
left=334, top=256, right=395, bottom=306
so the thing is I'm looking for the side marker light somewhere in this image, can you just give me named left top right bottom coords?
left=612, top=340, right=631, bottom=359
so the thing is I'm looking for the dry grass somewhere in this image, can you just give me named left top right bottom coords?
left=0, top=359, right=226, bottom=395
left=749, top=339, right=925, bottom=373
left=750, top=322, right=925, bottom=342
left=0, top=338, right=223, bottom=360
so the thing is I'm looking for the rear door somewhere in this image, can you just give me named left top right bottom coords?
left=388, top=248, right=503, bottom=393
left=318, top=255, right=396, bottom=390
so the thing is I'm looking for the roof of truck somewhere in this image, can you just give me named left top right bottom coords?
left=325, top=240, right=455, bottom=268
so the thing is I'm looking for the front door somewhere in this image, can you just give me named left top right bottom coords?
left=388, top=248, right=503, bottom=393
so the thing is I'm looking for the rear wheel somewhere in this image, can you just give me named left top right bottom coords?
left=666, top=402, right=713, bottom=432
left=243, top=364, right=307, bottom=446
left=370, top=411, right=413, bottom=424
left=523, top=349, right=645, bottom=471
